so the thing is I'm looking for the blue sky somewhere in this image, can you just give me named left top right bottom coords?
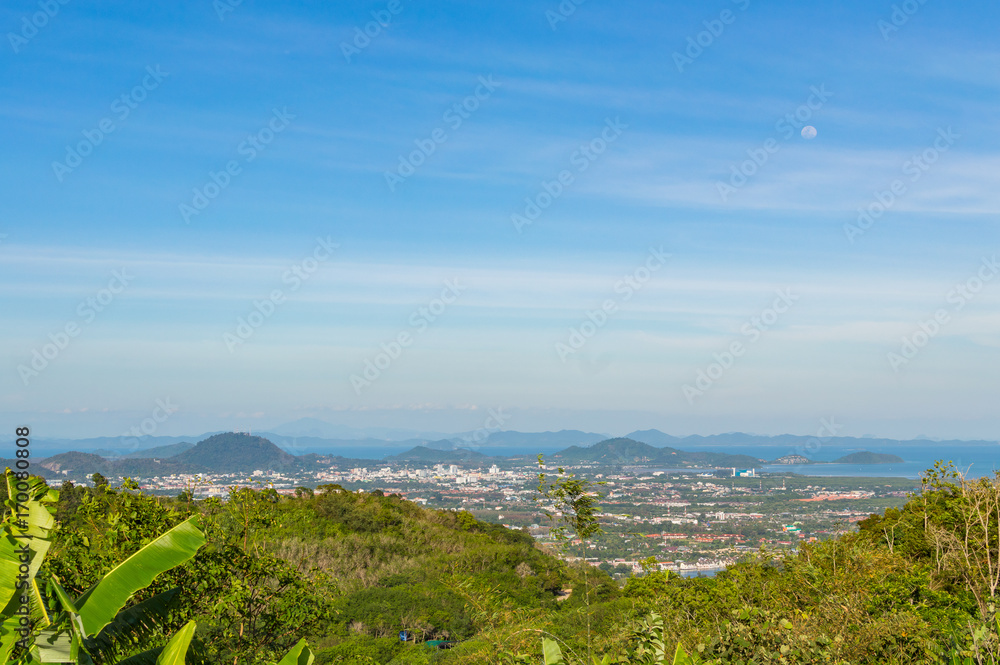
left=2, top=0, right=999, bottom=440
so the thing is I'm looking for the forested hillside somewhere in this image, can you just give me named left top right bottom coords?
left=4, top=462, right=1000, bottom=664
left=6, top=475, right=594, bottom=664
left=551, top=437, right=763, bottom=468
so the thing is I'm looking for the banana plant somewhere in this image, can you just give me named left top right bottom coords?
left=1, top=470, right=59, bottom=661
left=2, top=470, right=317, bottom=664
left=31, top=513, right=205, bottom=664
left=275, top=639, right=315, bottom=665
left=0, top=472, right=190, bottom=663
left=1, top=465, right=206, bottom=664
left=111, top=625, right=315, bottom=665
left=150, top=621, right=196, bottom=665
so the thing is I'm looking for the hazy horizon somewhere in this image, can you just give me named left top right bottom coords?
left=8, top=412, right=999, bottom=444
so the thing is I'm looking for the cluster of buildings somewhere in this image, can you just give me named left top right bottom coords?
left=119, top=457, right=911, bottom=580
left=316, top=463, right=524, bottom=486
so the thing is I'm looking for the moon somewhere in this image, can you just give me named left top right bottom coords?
left=801, top=125, right=818, bottom=139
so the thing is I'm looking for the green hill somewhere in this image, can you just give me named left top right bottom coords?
left=169, top=432, right=302, bottom=472
left=552, top=437, right=763, bottom=468
left=25, top=434, right=312, bottom=479
left=553, top=437, right=666, bottom=463
left=675, top=449, right=768, bottom=468
left=37, top=451, right=111, bottom=477
left=44, top=477, right=587, bottom=664
left=832, top=451, right=905, bottom=464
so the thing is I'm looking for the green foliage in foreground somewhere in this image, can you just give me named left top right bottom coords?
left=13, top=476, right=583, bottom=663
left=441, top=463, right=1000, bottom=665
left=5, top=462, right=1000, bottom=664
left=1, top=470, right=316, bottom=665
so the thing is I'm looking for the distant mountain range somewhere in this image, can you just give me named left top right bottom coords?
left=0, top=429, right=918, bottom=482
left=15, top=428, right=613, bottom=459
left=623, top=429, right=991, bottom=451
left=9, top=421, right=993, bottom=460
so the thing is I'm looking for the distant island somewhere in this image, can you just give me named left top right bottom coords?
left=388, top=445, right=490, bottom=463
left=770, top=454, right=811, bottom=465
left=831, top=451, right=905, bottom=465
left=550, top=437, right=763, bottom=468
left=770, top=451, right=904, bottom=465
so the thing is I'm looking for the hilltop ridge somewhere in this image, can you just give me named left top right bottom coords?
left=18, top=432, right=316, bottom=479
left=551, top=437, right=763, bottom=467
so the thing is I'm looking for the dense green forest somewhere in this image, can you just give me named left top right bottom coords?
left=3, top=462, right=1000, bottom=664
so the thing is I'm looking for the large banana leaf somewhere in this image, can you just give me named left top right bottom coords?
left=33, top=577, right=91, bottom=663
left=277, top=639, right=315, bottom=665
left=32, top=627, right=76, bottom=664
left=0, top=613, right=26, bottom=663
left=85, top=587, right=180, bottom=661
left=116, top=646, right=164, bottom=665
left=74, top=517, right=205, bottom=636
left=6, top=578, right=54, bottom=659
left=0, top=471, right=59, bottom=661
left=154, top=621, right=195, bottom=665
left=671, top=642, right=699, bottom=665
left=542, top=638, right=565, bottom=665
left=0, top=472, right=58, bottom=607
